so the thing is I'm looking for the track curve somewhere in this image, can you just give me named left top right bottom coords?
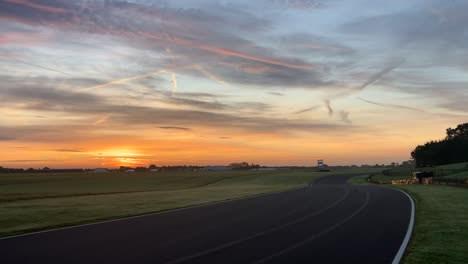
left=0, top=175, right=412, bottom=264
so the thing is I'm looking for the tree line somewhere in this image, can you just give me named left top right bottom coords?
left=411, top=123, right=468, bottom=167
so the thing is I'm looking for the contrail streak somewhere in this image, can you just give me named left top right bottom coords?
left=193, top=65, right=229, bottom=86
left=324, top=99, right=334, bottom=117
left=171, top=72, right=177, bottom=96
left=294, top=106, right=319, bottom=114
left=328, top=59, right=405, bottom=100
left=78, top=70, right=168, bottom=92
left=139, top=32, right=316, bottom=70
left=358, top=97, right=425, bottom=112
left=3, top=57, right=71, bottom=76
left=94, top=115, right=109, bottom=125
left=355, top=59, right=404, bottom=92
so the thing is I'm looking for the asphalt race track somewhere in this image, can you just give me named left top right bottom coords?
left=0, top=175, right=412, bottom=264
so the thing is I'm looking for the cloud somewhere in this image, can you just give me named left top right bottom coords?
left=267, top=0, right=332, bottom=9
left=0, top=159, right=50, bottom=163
left=139, top=31, right=317, bottom=70
left=0, top=80, right=353, bottom=137
left=326, top=59, right=404, bottom=100
left=357, top=97, right=466, bottom=118
left=0, top=0, right=334, bottom=89
left=294, top=106, right=320, bottom=114
left=159, top=126, right=191, bottom=131
left=268, top=92, right=284, bottom=96
left=51, top=149, right=83, bottom=153
left=278, top=33, right=355, bottom=55
left=354, top=60, right=404, bottom=91
left=357, top=97, right=425, bottom=113
left=0, top=136, right=16, bottom=141
left=324, top=99, right=334, bottom=116
left=339, top=110, right=351, bottom=124
left=5, top=0, right=67, bottom=13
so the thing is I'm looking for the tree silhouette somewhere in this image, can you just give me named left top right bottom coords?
left=412, top=123, right=468, bottom=167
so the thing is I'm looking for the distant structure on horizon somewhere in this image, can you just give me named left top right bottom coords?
left=204, top=166, right=231, bottom=171
left=93, top=168, right=108, bottom=173
left=317, top=160, right=330, bottom=172
left=317, top=160, right=325, bottom=168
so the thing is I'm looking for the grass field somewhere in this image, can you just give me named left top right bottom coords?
left=392, top=185, right=468, bottom=264
left=0, top=168, right=378, bottom=237
left=436, top=162, right=468, bottom=170
left=443, top=171, right=468, bottom=180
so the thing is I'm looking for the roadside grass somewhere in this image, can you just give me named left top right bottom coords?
left=0, top=168, right=376, bottom=237
left=436, top=162, right=468, bottom=170
left=442, top=171, right=468, bottom=180
left=346, top=174, right=370, bottom=184
left=392, top=185, right=468, bottom=264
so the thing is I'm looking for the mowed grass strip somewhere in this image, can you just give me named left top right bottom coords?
left=0, top=169, right=376, bottom=237
left=388, top=185, right=468, bottom=264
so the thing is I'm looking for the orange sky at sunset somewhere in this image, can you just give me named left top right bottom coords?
left=1, top=0, right=467, bottom=168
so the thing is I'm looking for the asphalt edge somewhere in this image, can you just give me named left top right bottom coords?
left=0, top=185, right=306, bottom=240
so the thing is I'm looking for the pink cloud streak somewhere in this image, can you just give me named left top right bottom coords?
left=6, top=0, right=66, bottom=13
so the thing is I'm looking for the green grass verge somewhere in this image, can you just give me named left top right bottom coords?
left=436, top=162, right=468, bottom=170
left=442, top=171, right=468, bottom=180
left=391, top=185, right=468, bottom=264
left=346, top=174, right=370, bottom=184
left=0, top=168, right=376, bottom=237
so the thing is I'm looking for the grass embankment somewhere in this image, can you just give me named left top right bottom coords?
left=0, top=168, right=375, bottom=237
left=393, top=185, right=468, bottom=264
left=370, top=162, right=468, bottom=184
left=346, top=174, right=370, bottom=184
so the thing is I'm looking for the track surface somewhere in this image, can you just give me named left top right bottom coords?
left=0, top=175, right=411, bottom=263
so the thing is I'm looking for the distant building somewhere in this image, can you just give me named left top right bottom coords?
left=125, top=169, right=135, bottom=173
left=317, top=160, right=325, bottom=168
left=93, top=168, right=108, bottom=173
left=149, top=169, right=159, bottom=172
left=249, top=168, right=277, bottom=171
left=204, top=166, right=231, bottom=171
left=317, top=160, right=330, bottom=172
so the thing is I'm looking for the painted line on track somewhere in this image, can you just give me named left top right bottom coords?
left=388, top=187, right=415, bottom=264
left=253, top=189, right=371, bottom=263
left=348, top=177, right=416, bottom=264
left=164, top=185, right=352, bottom=264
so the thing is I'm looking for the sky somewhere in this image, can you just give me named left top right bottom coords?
left=1, top=0, right=467, bottom=168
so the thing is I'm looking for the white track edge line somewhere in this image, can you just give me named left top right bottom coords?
left=382, top=186, right=415, bottom=264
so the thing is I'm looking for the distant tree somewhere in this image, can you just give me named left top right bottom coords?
left=43, top=167, right=50, bottom=170
left=119, top=166, right=132, bottom=172
left=446, top=123, right=468, bottom=139
left=229, top=162, right=260, bottom=170
left=412, top=123, right=468, bottom=167
left=148, top=164, right=158, bottom=170
left=135, top=167, right=147, bottom=172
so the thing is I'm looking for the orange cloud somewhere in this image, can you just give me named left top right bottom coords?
left=6, top=0, right=66, bottom=13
